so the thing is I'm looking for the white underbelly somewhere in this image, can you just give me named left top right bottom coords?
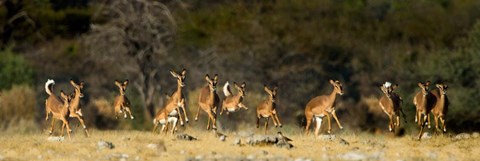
left=158, top=117, right=178, bottom=125
left=262, top=114, right=270, bottom=118
left=169, top=110, right=178, bottom=116
left=227, top=108, right=237, bottom=112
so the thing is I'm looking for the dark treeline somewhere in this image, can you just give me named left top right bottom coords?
left=0, top=0, right=479, bottom=133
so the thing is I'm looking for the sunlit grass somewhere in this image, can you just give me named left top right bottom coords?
left=0, top=127, right=478, bottom=161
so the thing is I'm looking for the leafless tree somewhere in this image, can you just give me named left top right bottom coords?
left=82, top=0, right=176, bottom=121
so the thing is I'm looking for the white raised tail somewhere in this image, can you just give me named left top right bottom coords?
left=223, top=81, right=231, bottom=97
left=45, top=79, right=55, bottom=95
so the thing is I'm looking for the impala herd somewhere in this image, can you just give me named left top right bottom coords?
left=44, top=69, right=449, bottom=140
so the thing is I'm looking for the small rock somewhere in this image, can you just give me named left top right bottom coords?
left=97, top=140, right=114, bottom=149
left=146, top=143, right=166, bottom=152
left=47, top=136, right=65, bottom=142
left=339, top=138, right=350, bottom=145
left=472, top=132, right=479, bottom=138
left=246, top=154, right=256, bottom=160
left=318, top=134, right=336, bottom=141
left=176, top=133, right=197, bottom=141
left=194, top=155, right=204, bottom=160
left=421, top=132, right=432, bottom=140
left=233, top=138, right=241, bottom=145
left=219, top=135, right=226, bottom=142
left=260, top=150, right=268, bottom=155
left=338, top=152, right=366, bottom=160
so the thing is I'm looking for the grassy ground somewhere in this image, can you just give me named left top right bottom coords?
left=0, top=126, right=478, bottom=161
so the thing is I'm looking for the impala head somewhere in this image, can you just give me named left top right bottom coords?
left=417, top=81, right=431, bottom=96
left=115, top=80, right=129, bottom=95
left=330, top=80, right=344, bottom=95
left=234, top=82, right=247, bottom=97
left=380, top=82, right=398, bottom=98
left=70, top=79, right=85, bottom=98
left=205, top=74, right=218, bottom=91
left=436, top=83, right=448, bottom=95
left=170, top=69, right=187, bottom=87
left=264, top=85, right=278, bottom=103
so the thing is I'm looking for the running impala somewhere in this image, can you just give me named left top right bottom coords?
left=45, top=79, right=73, bottom=139
left=304, top=80, right=344, bottom=136
left=378, top=82, right=406, bottom=132
left=220, top=81, right=247, bottom=115
left=256, top=85, right=282, bottom=134
left=196, top=74, right=220, bottom=130
left=113, top=80, right=135, bottom=119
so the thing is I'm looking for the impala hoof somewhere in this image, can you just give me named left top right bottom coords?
left=186, top=120, right=189, bottom=123
left=131, top=116, right=135, bottom=120
left=195, top=117, right=198, bottom=121
left=340, top=126, right=344, bottom=130
left=279, top=124, right=283, bottom=128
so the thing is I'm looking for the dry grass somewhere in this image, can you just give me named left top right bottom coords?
left=0, top=127, right=478, bottom=161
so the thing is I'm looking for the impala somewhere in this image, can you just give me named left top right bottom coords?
left=304, top=80, right=344, bottom=136
left=45, top=79, right=72, bottom=139
left=196, top=74, right=220, bottom=130
left=153, top=98, right=184, bottom=134
left=431, top=83, right=449, bottom=133
left=220, top=81, right=247, bottom=115
left=256, top=85, right=282, bottom=134
left=413, top=81, right=436, bottom=140
left=378, top=82, right=406, bottom=132
left=60, top=80, right=90, bottom=137
left=113, top=80, right=135, bottom=119
left=165, top=69, right=189, bottom=125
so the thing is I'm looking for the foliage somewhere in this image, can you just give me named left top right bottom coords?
left=0, top=48, right=33, bottom=89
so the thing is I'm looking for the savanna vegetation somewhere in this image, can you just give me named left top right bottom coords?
left=0, top=0, right=479, bottom=137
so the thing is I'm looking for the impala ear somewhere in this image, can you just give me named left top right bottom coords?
left=60, top=90, right=67, bottom=99
left=264, top=85, right=271, bottom=94
left=242, top=82, right=246, bottom=88
left=425, top=81, right=431, bottom=86
left=181, top=68, right=187, bottom=76
left=124, top=80, right=129, bottom=86
left=205, top=74, right=210, bottom=81
left=170, top=70, right=179, bottom=77
left=115, top=80, right=121, bottom=86
left=214, top=74, right=218, bottom=82
left=392, top=84, right=398, bottom=90
left=417, top=82, right=423, bottom=88
left=436, top=84, right=441, bottom=88
left=70, top=79, right=76, bottom=86
left=329, top=80, right=335, bottom=84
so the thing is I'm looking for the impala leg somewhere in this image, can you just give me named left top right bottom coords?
left=61, top=122, right=66, bottom=136
left=264, top=117, right=269, bottom=135
left=61, top=118, right=71, bottom=139
left=326, top=114, right=332, bottom=134
left=434, top=115, right=440, bottom=133
left=238, top=103, right=248, bottom=110
left=195, top=105, right=201, bottom=121
left=75, top=115, right=89, bottom=137
left=440, top=117, right=447, bottom=132
left=274, top=113, right=282, bottom=127
left=207, top=110, right=217, bottom=130
left=124, top=107, right=134, bottom=120
left=181, top=102, right=189, bottom=123
left=271, top=114, right=278, bottom=127
left=427, top=113, right=431, bottom=129
left=152, top=121, right=159, bottom=134
left=416, top=111, right=421, bottom=126
left=314, top=117, right=323, bottom=136
left=49, top=118, right=55, bottom=135
left=171, top=117, right=178, bottom=134
left=176, top=107, right=185, bottom=126
left=206, top=116, right=211, bottom=130
left=388, top=114, right=394, bottom=132
left=305, top=114, right=312, bottom=135
left=256, top=115, right=260, bottom=128
left=332, top=110, right=343, bottom=129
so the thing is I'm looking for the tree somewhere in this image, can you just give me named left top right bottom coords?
left=82, top=0, right=176, bottom=121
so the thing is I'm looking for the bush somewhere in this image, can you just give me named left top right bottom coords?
left=0, top=85, right=37, bottom=132
left=0, top=48, right=34, bottom=90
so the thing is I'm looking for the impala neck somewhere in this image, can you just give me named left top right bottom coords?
left=71, top=91, right=81, bottom=109
left=438, top=93, right=446, bottom=105
left=328, top=88, right=337, bottom=106
left=209, top=86, right=215, bottom=102
left=174, top=82, right=183, bottom=99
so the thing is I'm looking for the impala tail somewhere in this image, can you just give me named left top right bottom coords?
left=223, top=81, right=232, bottom=97
left=45, top=79, right=55, bottom=95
